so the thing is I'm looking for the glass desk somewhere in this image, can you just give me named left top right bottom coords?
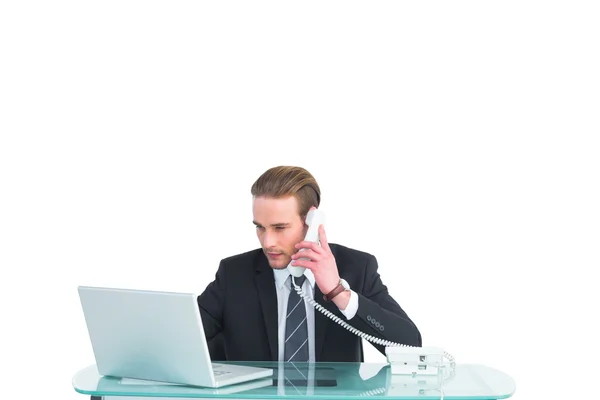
left=73, top=361, right=516, bottom=399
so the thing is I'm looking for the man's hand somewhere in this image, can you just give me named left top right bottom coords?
left=290, top=219, right=350, bottom=309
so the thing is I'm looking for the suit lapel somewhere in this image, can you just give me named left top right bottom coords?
left=315, top=286, right=334, bottom=359
left=254, top=254, right=279, bottom=361
left=315, top=244, right=341, bottom=360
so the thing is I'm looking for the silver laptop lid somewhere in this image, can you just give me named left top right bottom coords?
left=78, top=285, right=216, bottom=387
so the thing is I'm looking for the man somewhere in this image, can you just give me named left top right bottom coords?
left=198, top=166, right=421, bottom=363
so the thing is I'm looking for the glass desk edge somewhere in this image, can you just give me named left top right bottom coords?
left=72, top=361, right=516, bottom=399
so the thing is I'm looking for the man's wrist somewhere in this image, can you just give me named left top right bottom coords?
left=338, top=290, right=359, bottom=319
left=332, top=289, right=351, bottom=310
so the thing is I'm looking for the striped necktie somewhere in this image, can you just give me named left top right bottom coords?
left=284, top=275, right=309, bottom=362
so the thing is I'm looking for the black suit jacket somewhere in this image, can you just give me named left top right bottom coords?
left=197, top=243, right=422, bottom=362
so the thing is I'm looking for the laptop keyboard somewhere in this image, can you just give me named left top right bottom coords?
left=212, top=364, right=232, bottom=377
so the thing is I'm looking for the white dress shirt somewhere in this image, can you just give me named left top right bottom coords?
left=272, top=268, right=359, bottom=363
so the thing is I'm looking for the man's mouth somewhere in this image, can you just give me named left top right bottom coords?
left=266, top=252, right=283, bottom=258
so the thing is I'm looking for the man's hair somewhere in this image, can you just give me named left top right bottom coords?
left=251, top=166, right=321, bottom=217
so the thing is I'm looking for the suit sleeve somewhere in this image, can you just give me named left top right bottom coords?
left=197, top=260, right=226, bottom=342
left=349, top=255, right=422, bottom=355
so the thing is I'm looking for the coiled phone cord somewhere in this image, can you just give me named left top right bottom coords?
left=291, top=277, right=456, bottom=376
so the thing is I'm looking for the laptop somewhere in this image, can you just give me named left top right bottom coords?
left=78, top=285, right=273, bottom=388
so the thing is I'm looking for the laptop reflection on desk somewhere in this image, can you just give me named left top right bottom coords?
left=111, top=376, right=274, bottom=396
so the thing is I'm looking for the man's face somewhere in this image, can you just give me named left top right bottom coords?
left=253, top=195, right=307, bottom=269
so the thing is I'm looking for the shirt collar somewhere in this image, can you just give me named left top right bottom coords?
left=273, top=267, right=315, bottom=290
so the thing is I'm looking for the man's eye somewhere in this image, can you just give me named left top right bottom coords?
left=275, top=226, right=286, bottom=231
left=256, top=226, right=265, bottom=231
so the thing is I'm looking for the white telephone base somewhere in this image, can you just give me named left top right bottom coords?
left=386, top=346, right=446, bottom=376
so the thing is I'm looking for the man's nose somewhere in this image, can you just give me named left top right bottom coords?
left=263, top=230, right=276, bottom=248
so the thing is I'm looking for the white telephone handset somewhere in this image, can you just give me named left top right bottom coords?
left=288, top=208, right=326, bottom=278
left=287, top=208, right=456, bottom=378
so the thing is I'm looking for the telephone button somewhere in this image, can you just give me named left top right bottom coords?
left=375, top=321, right=381, bottom=328
left=367, top=315, right=372, bottom=322
left=379, top=325, right=384, bottom=331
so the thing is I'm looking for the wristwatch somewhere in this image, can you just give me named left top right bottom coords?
left=323, top=279, right=350, bottom=301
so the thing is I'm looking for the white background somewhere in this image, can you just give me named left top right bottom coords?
left=1, top=1, right=599, bottom=400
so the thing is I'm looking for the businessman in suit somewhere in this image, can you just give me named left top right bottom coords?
left=198, top=166, right=421, bottom=363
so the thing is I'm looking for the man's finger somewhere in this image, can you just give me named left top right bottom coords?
left=295, top=241, right=323, bottom=253
left=318, top=224, right=331, bottom=252
left=291, top=248, right=320, bottom=261
left=290, top=258, right=316, bottom=271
